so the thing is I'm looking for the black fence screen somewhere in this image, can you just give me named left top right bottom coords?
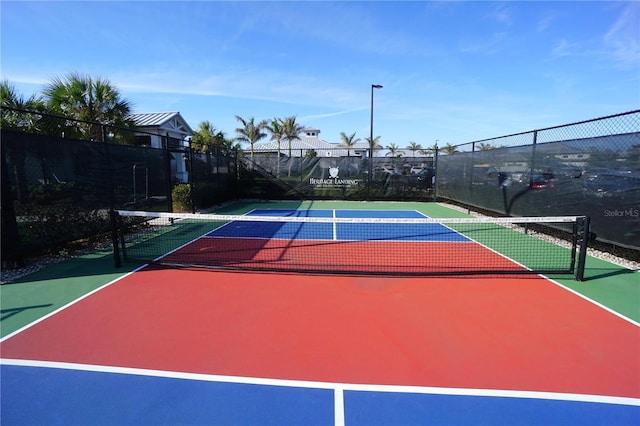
left=1, top=130, right=171, bottom=264
left=239, top=150, right=434, bottom=201
left=436, top=111, right=640, bottom=250
left=2, top=107, right=637, bottom=266
left=1, top=128, right=238, bottom=266
left=189, top=150, right=239, bottom=211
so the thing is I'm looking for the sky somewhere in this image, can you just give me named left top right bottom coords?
left=1, top=1, right=639, bottom=150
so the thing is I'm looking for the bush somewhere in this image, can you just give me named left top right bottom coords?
left=14, top=205, right=111, bottom=257
left=172, top=184, right=192, bottom=212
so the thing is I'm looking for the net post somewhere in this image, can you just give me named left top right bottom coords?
left=576, top=216, right=590, bottom=281
left=110, top=209, right=122, bottom=268
left=568, top=221, right=578, bottom=275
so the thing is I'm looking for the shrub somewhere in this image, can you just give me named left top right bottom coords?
left=172, top=184, right=192, bottom=212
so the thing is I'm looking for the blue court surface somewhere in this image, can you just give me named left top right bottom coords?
left=2, top=361, right=637, bottom=425
left=206, top=209, right=471, bottom=242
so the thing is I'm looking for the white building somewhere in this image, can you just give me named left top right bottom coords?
left=253, top=127, right=370, bottom=158
left=128, top=112, right=194, bottom=183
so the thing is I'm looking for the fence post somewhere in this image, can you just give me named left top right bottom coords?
left=110, top=209, right=121, bottom=268
left=528, top=130, right=538, bottom=188
left=164, top=132, right=173, bottom=212
left=432, top=146, right=439, bottom=201
left=1, top=143, right=24, bottom=267
left=188, top=140, right=196, bottom=213
left=470, top=142, right=476, bottom=207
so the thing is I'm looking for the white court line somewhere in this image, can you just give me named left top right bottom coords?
left=542, top=274, right=640, bottom=328
left=0, top=267, right=146, bottom=343
left=334, top=386, right=345, bottom=426
left=1, top=359, right=638, bottom=408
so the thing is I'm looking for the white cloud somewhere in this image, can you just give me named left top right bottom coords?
left=603, top=3, right=640, bottom=69
left=536, top=13, right=557, bottom=33
left=486, top=3, right=514, bottom=26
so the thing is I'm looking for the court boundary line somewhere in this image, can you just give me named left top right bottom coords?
left=443, top=222, right=534, bottom=272
left=2, top=358, right=638, bottom=407
left=332, top=209, right=337, bottom=240
left=334, top=386, right=345, bottom=426
left=541, top=274, right=640, bottom=328
left=0, top=266, right=147, bottom=343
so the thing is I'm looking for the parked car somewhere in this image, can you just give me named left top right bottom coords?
left=584, top=172, right=640, bottom=198
left=529, top=171, right=556, bottom=190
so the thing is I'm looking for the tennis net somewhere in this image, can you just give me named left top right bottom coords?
left=112, top=210, right=590, bottom=280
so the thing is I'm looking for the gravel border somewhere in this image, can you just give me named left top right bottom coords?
left=439, top=202, right=640, bottom=271
left=1, top=240, right=114, bottom=285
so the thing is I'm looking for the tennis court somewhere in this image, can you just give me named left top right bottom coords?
left=1, top=201, right=638, bottom=425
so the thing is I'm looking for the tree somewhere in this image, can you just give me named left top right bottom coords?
left=43, top=72, right=134, bottom=142
left=407, top=141, right=422, bottom=157
left=280, top=116, right=304, bottom=177
left=477, top=143, right=493, bottom=151
left=0, top=81, right=48, bottom=202
left=442, top=143, right=459, bottom=155
left=385, top=143, right=404, bottom=173
left=385, top=143, right=403, bottom=158
left=191, top=120, right=227, bottom=178
left=340, top=131, right=360, bottom=157
left=365, top=136, right=382, bottom=156
left=265, top=118, right=286, bottom=176
left=0, top=80, right=46, bottom=132
left=234, top=115, right=267, bottom=157
left=220, top=137, right=241, bottom=156
left=281, top=116, right=304, bottom=158
left=192, top=120, right=225, bottom=154
left=265, top=117, right=284, bottom=157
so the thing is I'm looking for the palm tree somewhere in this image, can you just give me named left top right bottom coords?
left=221, top=137, right=241, bottom=155
left=365, top=135, right=382, bottom=156
left=192, top=120, right=226, bottom=177
left=385, top=143, right=403, bottom=158
left=43, top=72, right=134, bottom=142
left=0, top=81, right=48, bottom=202
left=281, top=116, right=304, bottom=158
left=477, top=143, right=493, bottom=151
left=418, top=143, right=438, bottom=158
left=264, top=118, right=286, bottom=176
left=280, top=116, right=304, bottom=177
left=386, top=142, right=404, bottom=173
left=340, top=131, right=360, bottom=157
left=407, top=141, right=422, bottom=157
left=442, top=143, right=459, bottom=155
left=192, top=121, right=224, bottom=154
left=234, top=115, right=267, bottom=157
left=0, top=80, right=47, bottom=132
left=265, top=118, right=284, bottom=158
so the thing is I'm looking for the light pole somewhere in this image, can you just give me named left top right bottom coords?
left=368, top=84, right=383, bottom=197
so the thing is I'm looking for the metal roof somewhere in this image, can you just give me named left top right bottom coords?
left=128, top=112, right=194, bottom=135
left=254, top=134, right=369, bottom=157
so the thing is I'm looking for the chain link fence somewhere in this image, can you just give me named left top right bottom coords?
left=2, top=106, right=637, bottom=266
left=436, top=110, right=640, bottom=251
left=239, top=149, right=435, bottom=201
left=1, top=107, right=238, bottom=267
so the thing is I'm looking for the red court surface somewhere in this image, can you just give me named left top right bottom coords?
left=1, top=265, right=638, bottom=401
left=162, top=238, right=525, bottom=273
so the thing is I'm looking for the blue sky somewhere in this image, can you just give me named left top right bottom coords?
left=2, top=1, right=638, bottom=149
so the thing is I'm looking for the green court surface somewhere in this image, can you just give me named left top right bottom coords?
left=1, top=201, right=638, bottom=338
